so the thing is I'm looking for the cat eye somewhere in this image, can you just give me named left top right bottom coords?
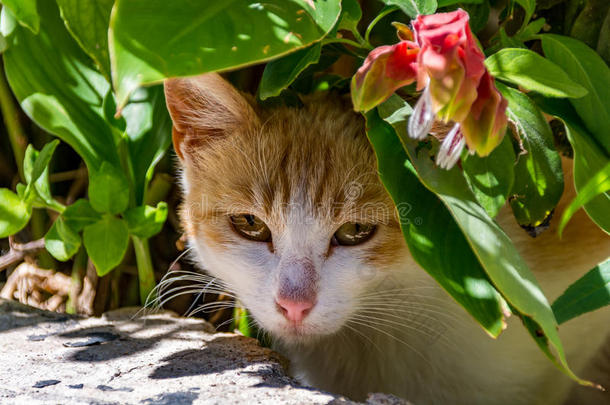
left=332, top=222, right=376, bottom=246
left=229, top=214, right=272, bottom=242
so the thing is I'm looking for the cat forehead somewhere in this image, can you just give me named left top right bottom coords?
left=182, top=97, right=394, bottom=225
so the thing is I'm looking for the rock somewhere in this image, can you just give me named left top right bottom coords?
left=0, top=299, right=408, bottom=405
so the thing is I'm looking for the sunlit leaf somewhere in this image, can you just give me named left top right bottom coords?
left=124, top=202, right=168, bottom=238
left=88, top=162, right=130, bottom=215
left=485, top=49, right=587, bottom=98
left=110, top=0, right=341, bottom=107
left=498, top=83, right=564, bottom=230
left=462, top=134, right=515, bottom=218
left=0, top=188, right=31, bottom=238
left=121, top=86, right=172, bottom=205
left=541, top=34, right=610, bottom=154
left=534, top=97, right=610, bottom=234
left=1, top=0, right=39, bottom=33
left=61, top=199, right=102, bottom=232
left=2, top=1, right=119, bottom=171
left=45, top=217, right=81, bottom=261
left=377, top=95, right=587, bottom=385
left=83, top=215, right=129, bottom=276
left=558, top=162, right=610, bottom=235
left=368, top=100, right=506, bottom=337
left=552, top=259, right=610, bottom=324
left=56, top=0, right=114, bottom=82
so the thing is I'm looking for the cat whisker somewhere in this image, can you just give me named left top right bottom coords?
left=355, top=302, right=462, bottom=323
left=354, top=305, right=460, bottom=327
left=345, top=318, right=432, bottom=368
left=349, top=313, right=452, bottom=349
left=342, top=322, right=384, bottom=354
left=350, top=312, right=448, bottom=343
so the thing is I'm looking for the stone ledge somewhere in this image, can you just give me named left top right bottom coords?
left=0, top=299, right=409, bottom=405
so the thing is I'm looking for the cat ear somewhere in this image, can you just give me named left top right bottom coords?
left=164, top=73, right=259, bottom=159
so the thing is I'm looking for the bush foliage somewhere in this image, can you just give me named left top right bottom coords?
left=0, top=0, right=608, bottom=386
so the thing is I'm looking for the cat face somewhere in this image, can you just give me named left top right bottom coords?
left=165, top=74, right=410, bottom=343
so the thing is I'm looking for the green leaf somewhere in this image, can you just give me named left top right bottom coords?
left=460, top=0, right=490, bottom=34
left=368, top=101, right=506, bottom=337
left=22, top=145, right=37, bottom=185
left=44, top=217, right=81, bottom=261
left=122, top=86, right=172, bottom=205
left=259, top=43, right=322, bottom=100
left=377, top=96, right=585, bottom=385
left=541, top=34, right=610, bottom=154
left=61, top=199, right=102, bottom=232
left=498, top=83, right=564, bottom=229
left=102, top=90, right=127, bottom=133
left=379, top=0, right=438, bottom=17
left=0, top=188, right=31, bottom=238
left=0, top=32, right=7, bottom=53
left=485, top=49, right=588, bottom=98
left=570, top=0, right=610, bottom=50
left=123, top=202, right=168, bottom=238
left=83, top=215, right=129, bottom=276
left=2, top=0, right=120, bottom=172
left=552, top=259, right=610, bottom=324
left=56, top=0, right=114, bottom=82
left=1, top=0, right=39, bottom=33
left=558, top=162, right=610, bottom=235
left=515, top=18, right=546, bottom=42
left=597, top=10, right=610, bottom=64
left=462, top=134, right=516, bottom=218
left=337, top=0, right=362, bottom=33
left=437, top=0, right=483, bottom=6
left=533, top=96, right=610, bottom=234
left=22, top=142, right=64, bottom=212
left=88, top=162, right=130, bottom=215
left=30, top=140, right=59, bottom=184
left=109, top=0, right=342, bottom=107
left=514, top=0, right=535, bottom=27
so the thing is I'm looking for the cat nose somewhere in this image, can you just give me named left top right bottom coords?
left=275, top=298, right=315, bottom=323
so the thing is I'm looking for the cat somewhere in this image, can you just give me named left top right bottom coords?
left=164, top=73, right=610, bottom=405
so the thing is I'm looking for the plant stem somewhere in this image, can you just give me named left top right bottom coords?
left=0, top=62, right=26, bottom=181
left=66, top=247, right=87, bottom=314
left=365, top=5, right=400, bottom=44
left=132, top=235, right=156, bottom=306
left=323, top=37, right=365, bottom=49
left=30, top=210, right=55, bottom=268
left=351, top=28, right=372, bottom=50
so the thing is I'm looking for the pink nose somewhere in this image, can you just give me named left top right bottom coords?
left=276, top=298, right=314, bottom=322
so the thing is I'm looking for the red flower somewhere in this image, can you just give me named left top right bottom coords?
left=350, top=9, right=509, bottom=166
left=351, top=41, right=419, bottom=112
left=413, top=9, right=485, bottom=123
left=461, top=71, right=508, bottom=156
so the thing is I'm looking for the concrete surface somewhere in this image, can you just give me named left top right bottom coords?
left=0, top=299, right=409, bottom=405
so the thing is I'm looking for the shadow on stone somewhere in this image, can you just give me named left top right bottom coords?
left=150, top=336, right=276, bottom=380
left=0, top=299, right=75, bottom=333
left=59, top=319, right=206, bottom=363
left=141, top=389, right=200, bottom=405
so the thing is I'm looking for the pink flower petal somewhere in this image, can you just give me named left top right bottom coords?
left=408, top=86, right=436, bottom=140
left=436, top=123, right=465, bottom=169
left=351, top=41, right=419, bottom=112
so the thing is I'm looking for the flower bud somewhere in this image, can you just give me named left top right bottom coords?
left=413, top=9, right=486, bottom=123
left=460, top=71, right=508, bottom=156
left=351, top=41, right=419, bottom=112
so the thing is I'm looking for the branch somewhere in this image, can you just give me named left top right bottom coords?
left=0, top=236, right=46, bottom=271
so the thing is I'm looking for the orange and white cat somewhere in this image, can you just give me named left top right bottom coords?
left=164, top=73, right=610, bottom=404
